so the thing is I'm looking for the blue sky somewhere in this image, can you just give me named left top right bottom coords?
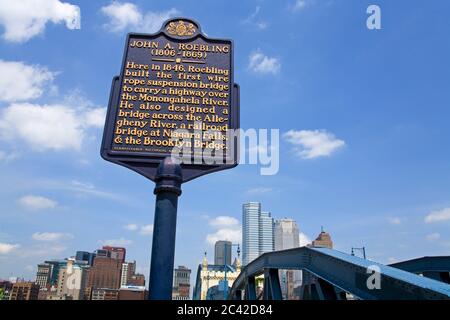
left=1, top=0, right=450, bottom=285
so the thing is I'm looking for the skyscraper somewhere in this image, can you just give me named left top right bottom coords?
left=120, top=261, right=136, bottom=286
left=87, top=255, right=122, bottom=289
left=214, top=241, right=232, bottom=266
left=259, top=211, right=274, bottom=255
left=274, top=219, right=300, bottom=251
left=242, top=202, right=261, bottom=266
left=242, top=202, right=274, bottom=265
left=274, top=218, right=301, bottom=300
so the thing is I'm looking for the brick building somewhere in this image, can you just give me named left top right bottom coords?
left=9, top=282, right=39, bottom=300
left=128, top=274, right=145, bottom=286
left=87, top=256, right=122, bottom=289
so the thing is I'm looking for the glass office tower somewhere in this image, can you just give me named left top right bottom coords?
left=242, top=202, right=274, bottom=265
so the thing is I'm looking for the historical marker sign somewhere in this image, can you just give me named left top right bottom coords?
left=101, top=18, right=239, bottom=299
left=101, top=18, right=239, bottom=182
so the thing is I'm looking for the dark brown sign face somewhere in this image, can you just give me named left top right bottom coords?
left=101, top=18, right=239, bottom=182
left=111, top=18, right=235, bottom=158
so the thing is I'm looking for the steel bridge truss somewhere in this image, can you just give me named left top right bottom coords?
left=229, top=247, right=450, bottom=300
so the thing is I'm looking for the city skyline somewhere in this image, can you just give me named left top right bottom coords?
left=1, top=244, right=149, bottom=300
left=1, top=0, right=450, bottom=296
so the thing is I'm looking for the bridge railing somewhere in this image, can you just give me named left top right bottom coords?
left=229, top=246, right=450, bottom=300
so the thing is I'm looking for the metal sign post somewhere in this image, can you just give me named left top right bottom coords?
left=149, top=157, right=182, bottom=299
left=100, top=17, right=239, bottom=299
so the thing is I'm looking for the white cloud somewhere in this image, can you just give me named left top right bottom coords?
left=209, top=216, right=239, bottom=228
left=248, top=49, right=281, bottom=74
left=32, top=232, right=73, bottom=241
left=69, top=180, right=118, bottom=199
left=16, top=243, right=67, bottom=258
left=0, top=103, right=105, bottom=151
left=19, top=195, right=57, bottom=210
left=0, top=60, right=56, bottom=102
left=123, top=223, right=153, bottom=235
left=70, top=180, right=95, bottom=190
left=0, top=0, right=80, bottom=43
left=139, top=224, right=153, bottom=235
left=0, top=243, right=20, bottom=254
left=100, top=237, right=133, bottom=247
left=242, top=6, right=267, bottom=30
left=101, top=2, right=140, bottom=32
left=27, top=179, right=121, bottom=202
left=425, top=208, right=450, bottom=223
left=284, top=129, right=345, bottom=159
left=101, top=1, right=179, bottom=33
left=84, top=107, right=106, bottom=127
left=246, top=187, right=273, bottom=195
left=124, top=224, right=138, bottom=231
left=387, top=217, right=402, bottom=225
left=206, top=215, right=241, bottom=245
left=0, top=62, right=105, bottom=152
left=292, top=0, right=309, bottom=12
left=206, top=228, right=242, bottom=246
left=299, top=232, right=311, bottom=247
left=426, top=233, right=440, bottom=242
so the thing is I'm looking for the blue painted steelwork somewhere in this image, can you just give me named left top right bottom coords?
left=389, top=256, right=450, bottom=273
left=389, top=256, right=450, bottom=284
left=229, top=246, right=450, bottom=300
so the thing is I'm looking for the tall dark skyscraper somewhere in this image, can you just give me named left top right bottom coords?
left=214, top=240, right=232, bottom=266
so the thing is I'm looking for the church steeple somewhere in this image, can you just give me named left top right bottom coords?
left=202, top=251, right=208, bottom=270
left=232, top=244, right=241, bottom=272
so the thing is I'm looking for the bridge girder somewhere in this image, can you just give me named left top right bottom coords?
left=229, top=247, right=450, bottom=300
